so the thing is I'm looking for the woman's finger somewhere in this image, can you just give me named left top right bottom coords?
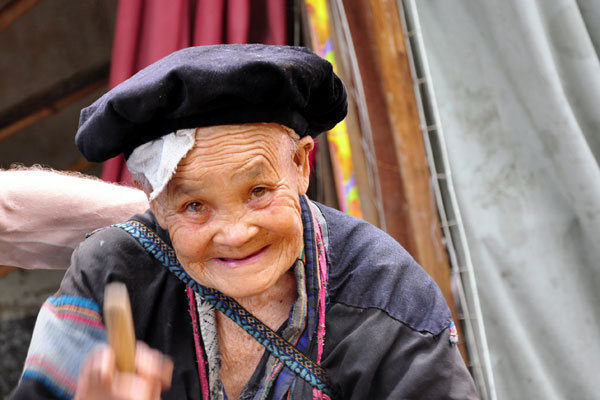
left=134, top=341, right=173, bottom=395
left=112, top=373, right=155, bottom=400
left=97, top=344, right=116, bottom=386
left=160, top=356, right=174, bottom=389
left=75, top=345, right=115, bottom=400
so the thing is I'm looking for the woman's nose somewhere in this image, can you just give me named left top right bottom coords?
left=212, top=213, right=259, bottom=248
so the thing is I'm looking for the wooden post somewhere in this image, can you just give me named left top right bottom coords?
left=341, top=0, right=467, bottom=359
left=0, top=0, right=41, bottom=32
left=341, top=2, right=414, bottom=249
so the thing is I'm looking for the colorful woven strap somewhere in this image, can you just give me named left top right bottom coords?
left=113, top=220, right=334, bottom=397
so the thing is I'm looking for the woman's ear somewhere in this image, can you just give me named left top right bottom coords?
left=149, top=195, right=169, bottom=231
left=294, top=136, right=314, bottom=195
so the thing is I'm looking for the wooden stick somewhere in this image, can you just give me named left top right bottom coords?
left=0, top=62, right=108, bottom=143
left=104, top=282, right=136, bottom=373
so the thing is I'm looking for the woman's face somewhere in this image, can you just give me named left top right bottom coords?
left=151, top=124, right=313, bottom=300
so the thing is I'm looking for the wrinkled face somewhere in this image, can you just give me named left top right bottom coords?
left=151, top=124, right=313, bottom=299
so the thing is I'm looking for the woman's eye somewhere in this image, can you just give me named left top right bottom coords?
left=186, top=202, right=206, bottom=212
left=251, top=187, right=267, bottom=199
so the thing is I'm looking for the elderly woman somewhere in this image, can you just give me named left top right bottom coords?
left=10, top=45, right=477, bottom=399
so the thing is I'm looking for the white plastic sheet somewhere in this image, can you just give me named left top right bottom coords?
left=416, top=1, right=600, bottom=399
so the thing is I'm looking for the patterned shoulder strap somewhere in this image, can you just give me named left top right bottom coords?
left=113, top=220, right=335, bottom=398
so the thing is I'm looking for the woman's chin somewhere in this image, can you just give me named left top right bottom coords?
left=217, top=279, right=275, bottom=300
left=182, top=263, right=270, bottom=298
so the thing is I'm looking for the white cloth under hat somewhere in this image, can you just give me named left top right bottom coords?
left=127, top=129, right=197, bottom=201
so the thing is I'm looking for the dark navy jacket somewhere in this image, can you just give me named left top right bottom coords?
left=11, top=202, right=478, bottom=399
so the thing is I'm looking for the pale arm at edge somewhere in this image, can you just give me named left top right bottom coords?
left=0, top=169, right=148, bottom=269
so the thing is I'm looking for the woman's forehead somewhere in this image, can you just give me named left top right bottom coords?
left=169, top=157, right=281, bottom=196
left=174, top=124, right=295, bottom=179
left=193, top=123, right=297, bottom=144
left=185, top=124, right=292, bottom=160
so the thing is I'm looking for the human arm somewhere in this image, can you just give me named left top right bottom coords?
left=10, top=211, right=202, bottom=399
left=10, top=342, right=173, bottom=400
left=316, top=202, right=479, bottom=399
left=323, top=303, right=479, bottom=399
left=0, top=168, right=148, bottom=269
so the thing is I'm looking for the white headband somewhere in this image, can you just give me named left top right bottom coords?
left=126, top=129, right=197, bottom=200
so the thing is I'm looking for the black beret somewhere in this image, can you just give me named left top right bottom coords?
left=76, top=44, right=348, bottom=162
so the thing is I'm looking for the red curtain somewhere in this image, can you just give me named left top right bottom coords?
left=102, top=0, right=288, bottom=184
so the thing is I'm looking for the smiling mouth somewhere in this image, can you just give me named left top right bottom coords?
left=215, top=245, right=270, bottom=266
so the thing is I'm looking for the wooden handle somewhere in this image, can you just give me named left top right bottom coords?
left=104, top=282, right=136, bottom=373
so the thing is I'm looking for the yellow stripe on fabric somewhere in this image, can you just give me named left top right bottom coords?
left=305, top=0, right=363, bottom=218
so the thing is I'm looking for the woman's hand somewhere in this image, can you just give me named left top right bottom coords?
left=74, top=342, right=173, bottom=400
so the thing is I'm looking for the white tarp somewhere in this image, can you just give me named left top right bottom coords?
left=416, top=1, right=600, bottom=399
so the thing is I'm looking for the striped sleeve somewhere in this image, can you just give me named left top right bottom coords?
left=19, top=295, right=107, bottom=399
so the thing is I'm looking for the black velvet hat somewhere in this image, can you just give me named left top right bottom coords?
left=76, top=44, right=347, bottom=162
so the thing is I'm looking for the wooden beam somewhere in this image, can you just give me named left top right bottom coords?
left=342, top=0, right=467, bottom=360
left=65, top=157, right=97, bottom=173
left=0, top=266, right=16, bottom=279
left=0, top=0, right=41, bottom=32
left=0, top=62, right=109, bottom=142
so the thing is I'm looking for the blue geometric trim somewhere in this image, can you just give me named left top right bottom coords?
left=112, top=220, right=334, bottom=397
